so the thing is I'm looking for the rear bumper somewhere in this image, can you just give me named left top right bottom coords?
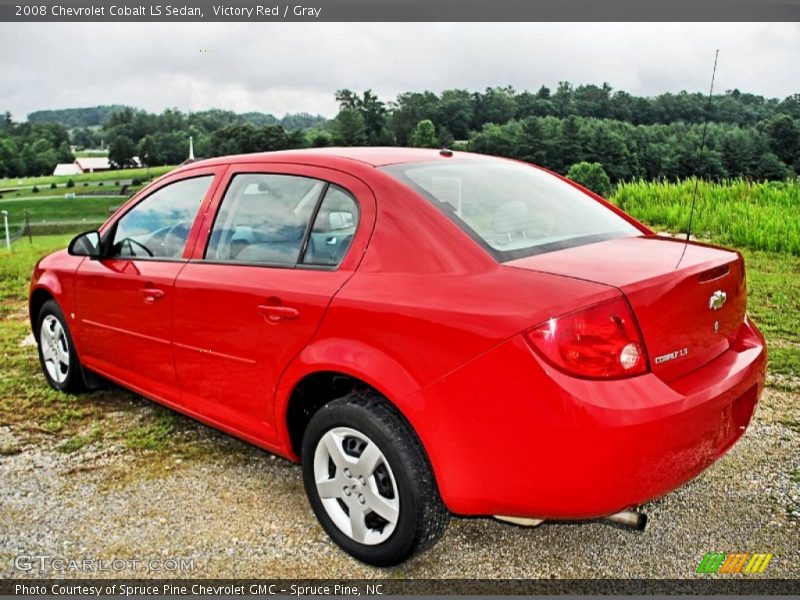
left=407, top=317, right=767, bottom=518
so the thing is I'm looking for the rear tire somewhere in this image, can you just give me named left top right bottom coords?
left=301, top=390, right=449, bottom=566
left=36, top=300, right=85, bottom=393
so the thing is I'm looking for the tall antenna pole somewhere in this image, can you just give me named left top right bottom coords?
left=677, top=49, right=719, bottom=268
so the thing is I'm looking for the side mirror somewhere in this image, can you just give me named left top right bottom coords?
left=68, top=231, right=102, bottom=259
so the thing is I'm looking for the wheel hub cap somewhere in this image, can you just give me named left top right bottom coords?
left=313, top=427, right=400, bottom=545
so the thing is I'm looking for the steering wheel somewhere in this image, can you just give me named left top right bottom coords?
left=122, top=238, right=154, bottom=258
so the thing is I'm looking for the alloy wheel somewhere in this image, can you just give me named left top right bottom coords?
left=40, top=314, right=70, bottom=384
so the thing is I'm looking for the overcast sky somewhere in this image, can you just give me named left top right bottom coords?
left=1, top=22, right=799, bottom=120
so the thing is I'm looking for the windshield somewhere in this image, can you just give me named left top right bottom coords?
left=382, top=159, right=642, bottom=261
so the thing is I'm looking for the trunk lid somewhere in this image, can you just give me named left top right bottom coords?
left=507, top=235, right=747, bottom=381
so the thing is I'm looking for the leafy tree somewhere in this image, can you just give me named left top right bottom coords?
left=587, top=123, right=632, bottom=181
left=438, top=89, right=473, bottom=139
left=468, top=121, right=521, bottom=158
left=390, top=91, right=440, bottom=145
left=552, top=82, right=575, bottom=117
left=109, top=135, right=137, bottom=168
left=334, top=108, right=368, bottom=146
left=437, top=126, right=455, bottom=148
left=410, top=120, right=439, bottom=148
left=335, top=89, right=390, bottom=145
left=567, top=162, right=613, bottom=197
left=473, top=86, right=517, bottom=128
left=766, top=114, right=799, bottom=166
left=573, top=83, right=613, bottom=119
left=516, top=117, right=548, bottom=165
left=554, top=116, right=584, bottom=172
left=755, top=152, right=791, bottom=180
left=308, top=129, right=333, bottom=147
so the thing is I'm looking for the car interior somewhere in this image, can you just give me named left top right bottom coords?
left=205, top=175, right=358, bottom=267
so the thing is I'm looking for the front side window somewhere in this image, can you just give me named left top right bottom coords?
left=382, top=160, right=641, bottom=261
left=109, top=175, right=212, bottom=259
left=205, top=174, right=325, bottom=266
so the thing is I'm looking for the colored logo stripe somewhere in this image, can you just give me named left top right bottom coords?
left=696, top=553, right=773, bottom=574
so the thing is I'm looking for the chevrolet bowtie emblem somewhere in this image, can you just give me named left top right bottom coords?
left=709, top=290, right=727, bottom=311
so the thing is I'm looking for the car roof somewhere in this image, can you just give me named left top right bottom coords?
left=178, top=147, right=486, bottom=171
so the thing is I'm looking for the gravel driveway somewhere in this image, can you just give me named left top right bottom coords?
left=1, top=381, right=798, bottom=581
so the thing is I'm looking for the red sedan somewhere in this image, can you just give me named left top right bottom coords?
left=29, top=148, right=766, bottom=566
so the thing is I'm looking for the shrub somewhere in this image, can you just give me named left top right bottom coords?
left=566, top=162, right=613, bottom=198
left=131, top=178, right=142, bottom=185
left=31, top=186, right=39, bottom=193
left=66, top=179, right=75, bottom=188
left=50, top=182, right=57, bottom=189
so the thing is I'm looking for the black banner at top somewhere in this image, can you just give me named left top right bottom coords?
left=2, top=0, right=800, bottom=22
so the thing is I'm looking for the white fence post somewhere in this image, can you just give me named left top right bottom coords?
left=1, top=210, right=10, bottom=252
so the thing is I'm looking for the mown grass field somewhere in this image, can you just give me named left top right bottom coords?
left=613, top=179, right=800, bottom=255
left=0, top=165, right=174, bottom=191
left=0, top=196, right=124, bottom=229
left=0, top=166, right=172, bottom=230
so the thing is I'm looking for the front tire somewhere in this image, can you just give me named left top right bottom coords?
left=301, top=391, right=449, bottom=566
left=36, top=299, right=85, bottom=393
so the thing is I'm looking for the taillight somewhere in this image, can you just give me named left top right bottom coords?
left=525, top=297, right=649, bottom=379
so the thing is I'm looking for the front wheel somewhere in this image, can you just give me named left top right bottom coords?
left=301, top=391, right=449, bottom=566
left=36, top=299, right=85, bottom=393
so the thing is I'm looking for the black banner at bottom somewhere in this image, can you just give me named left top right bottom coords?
left=1, top=579, right=798, bottom=596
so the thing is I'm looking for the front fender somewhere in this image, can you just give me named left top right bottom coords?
left=28, top=250, right=82, bottom=344
left=273, top=338, right=424, bottom=459
left=29, top=274, right=66, bottom=329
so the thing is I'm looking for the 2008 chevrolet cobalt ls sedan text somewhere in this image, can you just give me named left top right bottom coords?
left=29, top=148, right=767, bottom=565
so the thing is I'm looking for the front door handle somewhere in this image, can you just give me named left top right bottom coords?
left=140, top=287, right=165, bottom=303
left=258, top=304, right=300, bottom=323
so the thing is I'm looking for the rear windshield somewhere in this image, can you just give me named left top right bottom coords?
left=382, top=159, right=641, bottom=261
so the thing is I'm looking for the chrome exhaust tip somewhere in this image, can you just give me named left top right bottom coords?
left=493, top=515, right=545, bottom=527
left=604, top=509, right=648, bottom=531
left=494, top=509, right=647, bottom=531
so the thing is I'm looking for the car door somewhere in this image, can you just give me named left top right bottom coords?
left=74, top=167, right=223, bottom=402
left=171, top=164, right=375, bottom=445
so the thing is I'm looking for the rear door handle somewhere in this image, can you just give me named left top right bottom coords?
left=258, top=304, right=300, bottom=323
left=140, top=287, right=165, bottom=303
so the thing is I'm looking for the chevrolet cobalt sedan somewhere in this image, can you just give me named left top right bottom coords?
left=30, top=148, right=766, bottom=566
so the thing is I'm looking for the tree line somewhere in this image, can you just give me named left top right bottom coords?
left=2, top=82, right=799, bottom=180
left=0, top=112, right=73, bottom=178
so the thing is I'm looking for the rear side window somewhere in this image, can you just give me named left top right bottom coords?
left=301, top=185, right=359, bottom=267
left=382, top=160, right=640, bottom=261
left=205, top=174, right=358, bottom=268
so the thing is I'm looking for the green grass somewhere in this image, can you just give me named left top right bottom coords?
left=0, top=197, right=122, bottom=228
left=613, top=179, right=800, bottom=255
left=0, top=235, right=73, bottom=306
left=123, top=410, right=177, bottom=450
left=57, top=424, right=101, bottom=453
left=0, top=165, right=174, bottom=190
left=74, top=150, right=109, bottom=158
